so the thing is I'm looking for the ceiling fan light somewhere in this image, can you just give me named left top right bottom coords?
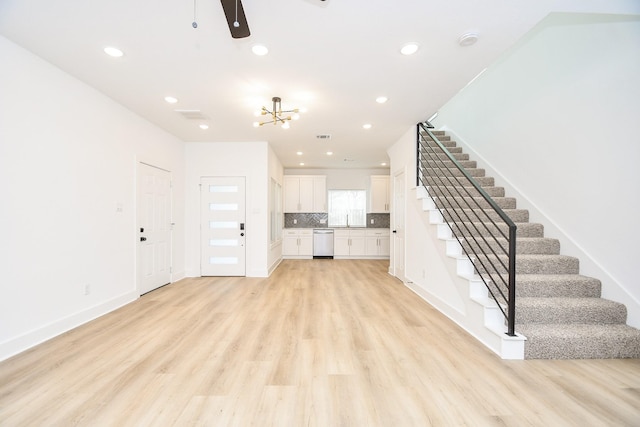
left=400, top=43, right=419, bottom=55
left=252, top=44, right=269, bottom=56
left=459, top=32, right=479, bottom=46
left=104, top=46, right=124, bottom=57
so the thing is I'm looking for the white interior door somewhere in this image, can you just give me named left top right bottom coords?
left=137, top=163, right=172, bottom=294
left=201, top=177, right=246, bottom=276
left=393, top=170, right=406, bottom=281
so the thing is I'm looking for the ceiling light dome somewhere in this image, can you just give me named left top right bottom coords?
left=458, top=33, right=479, bottom=46
left=104, top=46, right=124, bottom=57
left=252, top=44, right=269, bottom=56
left=400, top=43, right=419, bottom=55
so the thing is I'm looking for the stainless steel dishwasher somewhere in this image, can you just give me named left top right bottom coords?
left=313, top=229, right=334, bottom=259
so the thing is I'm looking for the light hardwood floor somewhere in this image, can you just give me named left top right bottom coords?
left=1, top=259, right=639, bottom=426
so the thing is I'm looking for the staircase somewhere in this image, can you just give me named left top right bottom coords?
left=418, top=129, right=640, bottom=359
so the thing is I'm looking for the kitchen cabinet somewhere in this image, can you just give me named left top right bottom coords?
left=282, top=229, right=313, bottom=258
left=284, top=175, right=326, bottom=213
left=370, top=175, right=390, bottom=213
left=365, top=229, right=390, bottom=257
left=334, top=229, right=366, bottom=257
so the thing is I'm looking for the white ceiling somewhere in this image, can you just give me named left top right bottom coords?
left=1, top=0, right=637, bottom=169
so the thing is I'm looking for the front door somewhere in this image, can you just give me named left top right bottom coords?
left=137, top=163, right=172, bottom=294
left=200, top=177, right=246, bottom=276
left=393, top=170, right=405, bottom=281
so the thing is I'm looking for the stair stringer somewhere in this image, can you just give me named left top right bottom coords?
left=408, top=186, right=526, bottom=359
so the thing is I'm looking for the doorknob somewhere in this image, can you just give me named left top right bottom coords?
left=240, top=233, right=245, bottom=237
left=140, top=237, right=147, bottom=242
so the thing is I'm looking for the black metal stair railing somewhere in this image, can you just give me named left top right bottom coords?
left=416, top=121, right=518, bottom=336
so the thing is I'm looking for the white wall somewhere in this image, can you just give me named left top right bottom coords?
left=185, top=141, right=272, bottom=278
left=0, top=36, right=186, bottom=361
left=391, top=13, right=640, bottom=328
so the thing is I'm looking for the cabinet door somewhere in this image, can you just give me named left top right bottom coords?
left=378, top=236, right=390, bottom=256
left=298, top=235, right=313, bottom=256
left=365, top=236, right=379, bottom=256
left=370, top=176, right=390, bottom=213
left=298, top=177, right=314, bottom=212
left=334, top=231, right=350, bottom=256
left=284, top=177, right=300, bottom=212
left=282, top=235, right=299, bottom=255
left=348, top=230, right=366, bottom=256
left=313, top=176, right=327, bottom=213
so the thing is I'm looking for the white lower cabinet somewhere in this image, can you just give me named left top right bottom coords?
left=334, top=229, right=366, bottom=258
left=365, top=229, right=390, bottom=257
left=282, top=229, right=313, bottom=258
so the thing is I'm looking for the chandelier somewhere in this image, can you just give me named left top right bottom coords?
left=253, top=97, right=301, bottom=129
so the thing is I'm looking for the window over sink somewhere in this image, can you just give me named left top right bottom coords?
left=328, top=190, right=366, bottom=227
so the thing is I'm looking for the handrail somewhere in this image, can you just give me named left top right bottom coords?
left=416, top=121, right=517, bottom=336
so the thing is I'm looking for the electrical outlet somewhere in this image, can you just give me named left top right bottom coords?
left=370, top=219, right=374, bottom=224
left=84, top=284, right=91, bottom=295
left=293, top=219, right=297, bottom=224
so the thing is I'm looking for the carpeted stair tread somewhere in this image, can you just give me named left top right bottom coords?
left=474, top=254, right=579, bottom=275
left=516, top=297, right=627, bottom=324
left=463, top=237, right=560, bottom=255
left=516, top=323, right=640, bottom=359
left=452, top=222, right=543, bottom=237
left=514, top=274, right=601, bottom=297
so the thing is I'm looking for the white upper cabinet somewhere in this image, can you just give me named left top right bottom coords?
left=284, top=175, right=326, bottom=213
left=370, top=175, right=390, bottom=213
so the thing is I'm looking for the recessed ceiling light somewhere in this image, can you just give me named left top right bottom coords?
left=252, top=44, right=269, bottom=56
left=299, top=162, right=305, bottom=166
left=164, top=96, right=178, bottom=104
left=104, top=47, right=124, bottom=57
left=296, top=151, right=303, bottom=155
left=459, top=32, right=479, bottom=47
left=363, top=123, right=372, bottom=129
left=381, top=162, right=387, bottom=166
left=400, top=43, right=419, bottom=55
left=199, top=124, right=209, bottom=130
left=376, top=96, right=388, bottom=104
left=326, top=151, right=333, bottom=156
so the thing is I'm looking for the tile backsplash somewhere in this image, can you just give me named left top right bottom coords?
left=284, top=213, right=390, bottom=228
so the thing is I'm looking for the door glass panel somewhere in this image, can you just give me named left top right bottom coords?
left=210, top=257, right=239, bottom=265
left=210, top=239, right=239, bottom=247
left=210, top=221, right=238, bottom=229
left=210, top=203, right=239, bottom=211
left=210, top=185, right=238, bottom=193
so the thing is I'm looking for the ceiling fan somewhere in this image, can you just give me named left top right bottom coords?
left=220, top=0, right=250, bottom=39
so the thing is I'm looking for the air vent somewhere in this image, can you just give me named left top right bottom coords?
left=175, top=109, right=208, bottom=120
left=316, top=134, right=331, bottom=140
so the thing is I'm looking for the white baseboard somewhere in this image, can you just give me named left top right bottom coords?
left=0, top=291, right=138, bottom=362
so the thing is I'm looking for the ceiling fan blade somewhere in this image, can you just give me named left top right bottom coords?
left=220, top=0, right=250, bottom=39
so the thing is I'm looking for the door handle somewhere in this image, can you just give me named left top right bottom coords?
left=140, top=237, right=147, bottom=242
left=240, top=233, right=245, bottom=237
left=392, top=230, right=397, bottom=233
